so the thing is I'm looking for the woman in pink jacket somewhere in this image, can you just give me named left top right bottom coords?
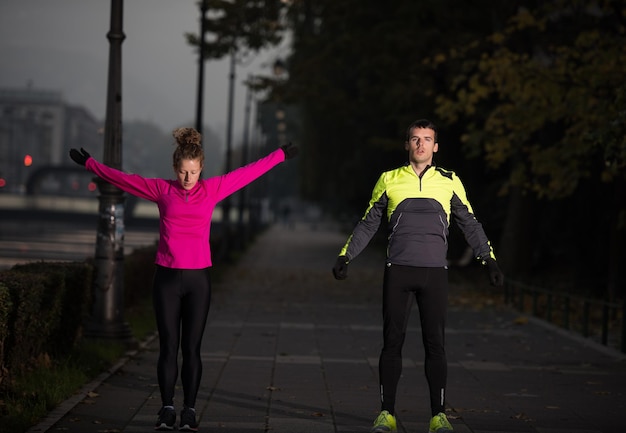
left=70, top=127, right=297, bottom=431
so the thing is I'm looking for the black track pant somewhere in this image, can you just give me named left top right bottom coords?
left=379, top=264, right=448, bottom=417
left=152, top=265, right=212, bottom=408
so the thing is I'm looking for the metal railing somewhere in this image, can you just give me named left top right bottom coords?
left=504, top=279, right=626, bottom=353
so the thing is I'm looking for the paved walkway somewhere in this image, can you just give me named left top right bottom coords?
left=29, top=223, right=626, bottom=433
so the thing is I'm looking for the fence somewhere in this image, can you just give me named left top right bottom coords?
left=503, top=279, right=626, bottom=354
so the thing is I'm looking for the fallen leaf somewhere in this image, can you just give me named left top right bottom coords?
left=513, top=316, right=529, bottom=325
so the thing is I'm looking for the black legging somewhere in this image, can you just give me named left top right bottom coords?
left=379, top=264, right=448, bottom=417
left=152, top=265, right=212, bottom=409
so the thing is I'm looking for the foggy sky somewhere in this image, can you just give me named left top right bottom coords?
left=0, top=0, right=287, bottom=144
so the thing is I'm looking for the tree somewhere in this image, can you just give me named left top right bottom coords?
left=185, top=0, right=285, bottom=60
left=281, top=0, right=521, bottom=214
left=430, top=0, right=626, bottom=297
left=185, top=0, right=626, bottom=297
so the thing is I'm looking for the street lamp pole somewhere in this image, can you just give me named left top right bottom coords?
left=84, top=0, right=132, bottom=341
left=221, top=49, right=236, bottom=226
left=238, top=74, right=253, bottom=234
left=195, top=0, right=207, bottom=136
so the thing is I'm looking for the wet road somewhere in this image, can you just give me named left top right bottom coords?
left=0, top=209, right=159, bottom=270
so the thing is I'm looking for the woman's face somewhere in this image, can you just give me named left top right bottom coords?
left=175, top=158, right=203, bottom=190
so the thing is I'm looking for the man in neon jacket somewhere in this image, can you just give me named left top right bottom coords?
left=332, top=119, right=503, bottom=433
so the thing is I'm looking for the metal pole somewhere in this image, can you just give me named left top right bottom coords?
left=195, top=0, right=207, bottom=136
left=222, top=49, right=236, bottom=226
left=84, top=0, right=132, bottom=341
left=238, top=74, right=252, bottom=230
left=620, top=298, right=626, bottom=353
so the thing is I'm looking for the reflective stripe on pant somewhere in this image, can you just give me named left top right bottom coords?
left=379, top=264, right=448, bottom=416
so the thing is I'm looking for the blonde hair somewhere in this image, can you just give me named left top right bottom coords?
left=172, top=127, right=204, bottom=168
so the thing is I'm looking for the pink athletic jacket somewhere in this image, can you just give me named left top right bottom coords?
left=85, top=149, right=286, bottom=269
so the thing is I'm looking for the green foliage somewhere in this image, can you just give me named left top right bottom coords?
left=0, top=249, right=156, bottom=433
left=0, top=283, right=11, bottom=384
left=192, top=0, right=623, bottom=209
left=123, top=245, right=158, bottom=341
left=186, top=0, right=286, bottom=59
left=10, top=262, right=93, bottom=356
left=0, top=270, right=63, bottom=374
left=125, top=298, right=157, bottom=342
left=188, top=0, right=626, bottom=293
left=124, top=244, right=158, bottom=307
left=431, top=1, right=626, bottom=200
left=0, top=339, right=126, bottom=433
left=275, top=0, right=523, bottom=213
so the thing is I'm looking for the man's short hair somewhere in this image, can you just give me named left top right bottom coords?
left=405, top=119, right=438, bottom=142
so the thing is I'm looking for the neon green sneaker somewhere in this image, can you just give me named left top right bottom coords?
left=370, top=410, right=397, bottom=432
left=429, top=412, right=453, bottom=432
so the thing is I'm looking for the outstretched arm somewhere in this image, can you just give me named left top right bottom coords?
left=69, top=148, right=162, bottom=201
left=210, top=145, right=297, bottom=202
left=332, top=173, right=387, bottom=280
left=450, top=175, right=504, bottom=287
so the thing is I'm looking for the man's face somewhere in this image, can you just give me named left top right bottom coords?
left=405, top=127, right=438, bottom=165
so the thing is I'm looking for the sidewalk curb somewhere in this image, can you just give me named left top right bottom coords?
left=526, top=315, right=626, bottom=361
left=27, top=333, right=159, bottom=433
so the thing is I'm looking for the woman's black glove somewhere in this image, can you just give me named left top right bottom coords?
left=280, top=142, right=299, bottom=159
left=69, top=148, right=91, bottom=166
left=332, top=255, right=349, bottom=280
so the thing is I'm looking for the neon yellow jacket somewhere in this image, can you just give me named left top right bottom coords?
left=339, top=164, right=496, bottom=267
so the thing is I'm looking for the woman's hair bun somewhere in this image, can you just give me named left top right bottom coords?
left=173, top=127, right=202, bottom=146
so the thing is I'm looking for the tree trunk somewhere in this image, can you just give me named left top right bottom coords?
left=607, top=178, right=626, bottom=301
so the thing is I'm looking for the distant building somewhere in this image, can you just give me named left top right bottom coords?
left=0, top=85, right=102, bottom=194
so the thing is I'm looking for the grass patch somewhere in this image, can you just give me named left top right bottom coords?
left=0, top=303, right=152, bottom=433
left=126, top=298, right=157, bottom=341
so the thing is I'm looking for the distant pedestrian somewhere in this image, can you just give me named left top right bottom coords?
left=70, top=127, right=298, bottom=431
left=332, top=119, right=504, bottom=433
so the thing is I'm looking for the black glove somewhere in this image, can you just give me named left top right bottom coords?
left=332, top=255, right=349, bottom=280
left=280, top=142, right=298, bottom=160
left=69, top=148, right=91, bottom=166
left=484, top=258, right=504, bottom=287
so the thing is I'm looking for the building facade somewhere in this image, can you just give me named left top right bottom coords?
left=0, top=86, right=101, bottom=194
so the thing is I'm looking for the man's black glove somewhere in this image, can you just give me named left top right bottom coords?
left=69, top=148, right=91, bottom=166
left=484, top=258, right=504, bottom=287
left=332, top=255, right=349, bottom=280
left=280, top=142, right=298, bottom=160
